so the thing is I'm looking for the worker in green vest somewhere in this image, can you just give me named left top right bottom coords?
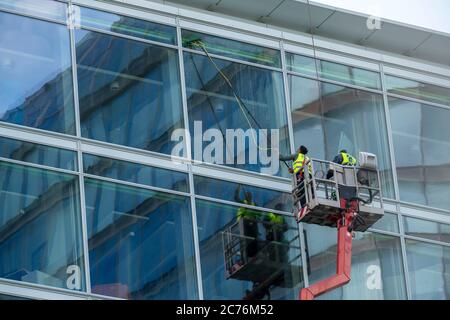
left=264, top=212, right=285, bottom=241
left=235, top=185, right=259, bottom=220
left=326, top=149, right=357, bottom=179
left=265, top=208, right=288, bottom=267
left=234, top=186, right=260, bottom=260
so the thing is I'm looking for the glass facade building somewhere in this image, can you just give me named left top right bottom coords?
left=0, top=0, right=450, bottom=300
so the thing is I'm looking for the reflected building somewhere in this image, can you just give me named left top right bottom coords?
left=0, top=0, right=450, bottom=300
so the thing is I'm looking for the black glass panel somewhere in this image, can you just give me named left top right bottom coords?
left=184, top=52, right=290, bottom=176
left=0, top=0, right=67, bottom=22
left=182, top=30, right=281, bottom=67
left=79, top=6, right=176, bottom=44
left=389, top=98, right=450, bottom=210
left=289, top=75, right=395, bottom=198
left=196, top=199, right=303, bottom=300
left=0, top=136, right=77, bottom=171
left=0, top=161, right=85, bottom=291
left=194, top=175, right=292, bottom=212
left=85, top=178, right=197, bottom=299
left=0, top=12, right=75, bottom=134
left=406, top=239, right=450, bottom=299
left=304, top=225, right=406, bottom=299
left=83, top=153, right=189, bottom=192
left=76, top=29, right=184, bottom=155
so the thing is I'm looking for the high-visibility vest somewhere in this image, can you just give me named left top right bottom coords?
left=237, top=199, right=259, bottom=220
left=267, top=212, right=284, bottom=224
left=293, top=153, right=312, bottom=175
left=340, top=152, right=357, bottom=166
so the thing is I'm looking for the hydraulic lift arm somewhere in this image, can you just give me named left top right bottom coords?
left=299, top=199, right=357, bottom=300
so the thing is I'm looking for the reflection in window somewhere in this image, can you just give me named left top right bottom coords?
left=304, top=225, right=406, bottom=299
left=79, top=6, right=176, bottom=44
left=83, top=153, right=189, bottom=192
left=406, top=240, right=450, bottom=299
left=386, top=75, right=450, bottom=107
left=289, top=75, right=394, bottom=198
left=194, top=175, right=292, bottom=212
left=184, top=52, right=290, bottom=176
left=286, top=53, right=381, bottom=90
left=0, top=0, right=67, bottom=22
left=196, top=199, right=303, bottom=300
left=404, top=216, right=450, bottom=244
left=182, top=30, right=281, bottom=67
left=370, top=212, right=399, bottom=233
left=0, top=11, right=75, bottom=134
left=75, top=29, right=184, bottom=155
left=389, top=98, right=450, bottom=210
left=85, top=178, right=197, bottom=299
left=0, top=161, right=85, bottom=290
left=0, top=136, right=77, bottom=171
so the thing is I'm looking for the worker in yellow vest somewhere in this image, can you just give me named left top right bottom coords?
left=280, top=145, right=312, bottom=181
left=326, top=150, right=357, bottom=179
left=280, top=145, right=313, bottom=208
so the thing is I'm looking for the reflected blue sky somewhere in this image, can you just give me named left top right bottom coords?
left=315, top=0, right=450, bottom=34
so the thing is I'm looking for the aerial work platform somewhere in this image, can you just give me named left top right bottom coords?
left=221, top=152, right=384, bottom=300
left=294, top=152, right=385, bottom=300
left=222, top=217, right=302, bottom=298
left=293, top=152, right=384, bottom=232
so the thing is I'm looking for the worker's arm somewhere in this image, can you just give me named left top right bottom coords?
left=333, top=154, right=343, bottom=164
left=279, top=153, right=297, bottom=161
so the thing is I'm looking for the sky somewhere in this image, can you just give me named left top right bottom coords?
left=313, top=0, right=450, bottom=34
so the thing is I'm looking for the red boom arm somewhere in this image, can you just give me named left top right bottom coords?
left=299, top=200, right=357, bottom=300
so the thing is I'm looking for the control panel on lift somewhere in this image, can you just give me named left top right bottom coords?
left=293, top=152, right=384, bottom=232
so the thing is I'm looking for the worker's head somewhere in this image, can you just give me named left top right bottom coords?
left=245, top=192, right=252, bottom=201
left=340, top=149, right=347, bottom=154
left=298, top=145, right=308, bottom=155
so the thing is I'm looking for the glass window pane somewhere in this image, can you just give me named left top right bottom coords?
left=79, top=6, right=176, bottom=44
left=196, top=199, right=303, bottom=300
left=386, top=75, right=450, bottom=107
left=75, top=29, right=184, bottom=155
left=85, top=178, right=197, bottom=299
left=406, top=239, right=450, bottom=299
left=194, top=175, right=292, bottom=212
left=370, top=212, right=399, bottom=233
left=83, top=153, right=189, bottom=192
left=289, top=75, right=395, bottom=198
left=184, top=52, right=290, bottom=176
left=0, top=136, right=77, bottom=171
left=404, top=216, right=450, bottom=244
left=286, top=53, right=381, bottom=90
left=0, top=161, right=85, bottom=291
left=182, top=30, right=281, bottom=67
left=389, top=98, right=450, bottom=210
left=0, top=11, right=75, bottom=134
left=285, top=53, right=316, bottom=77
left=304, top=225, right=406, bottom=299
left=0, top=293, right=29, bottom=300
left=0, top=0, right=67, bottom=22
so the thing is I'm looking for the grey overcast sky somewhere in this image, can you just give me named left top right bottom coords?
left=313, top=0, right=450, bottom=34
